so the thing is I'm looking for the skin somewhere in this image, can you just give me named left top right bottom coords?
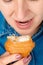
left=0, top=0, right=43, bottom=36
left=0, top=0, right=43, bottom=65
left=0, top=52, right=31, bottom=65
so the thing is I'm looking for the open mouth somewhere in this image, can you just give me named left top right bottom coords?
left=15, top=18, right=33, bottom=29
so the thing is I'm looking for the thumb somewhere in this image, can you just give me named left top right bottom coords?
left=0, top=54, right=22, bottom=65
left=0, top=52, right=10, bottom=58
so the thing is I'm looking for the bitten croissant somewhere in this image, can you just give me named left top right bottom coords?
left=5, top=35, right=35, bottom=57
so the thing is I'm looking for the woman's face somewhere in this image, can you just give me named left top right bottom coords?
left=0, top=0, right=43, bottom=36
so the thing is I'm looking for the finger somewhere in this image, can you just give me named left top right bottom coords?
left=11, top=58, right=24, bottom=65
left=12, top=55, right=32, bottom=65
left=0, top=63, right=4, bottom=65
left=25, top=55, right=32, bottom=65
left=0, top=54, right=22, bottom=65
left=1, top=52, right=10, bottom=57
left=0, top=61, right=6, bottom=65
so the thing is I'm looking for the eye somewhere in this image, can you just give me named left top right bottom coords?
left=3, top=0, right=12, bottom=2
left=29, top=0, right=38, bottom=1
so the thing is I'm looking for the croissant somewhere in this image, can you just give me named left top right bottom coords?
left=5, top=35, right=35, bottom=57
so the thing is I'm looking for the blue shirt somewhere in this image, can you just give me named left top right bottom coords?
left=0, top=12, right=43, bottom=65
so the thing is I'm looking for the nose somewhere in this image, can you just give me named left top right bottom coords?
left=15, top=0, right=27, bottom=21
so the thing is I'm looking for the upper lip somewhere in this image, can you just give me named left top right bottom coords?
left=19, top=21, right=29, bottom=23
left=15, top=18, right=33, bottom=23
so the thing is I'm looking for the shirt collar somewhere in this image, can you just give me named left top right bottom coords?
left=0, top=21, right=43, bottom=38
left=0, top=12, right=20, bottom=37
left=0, top=22, right=20, bottom=37
left=0, top=12, right=43, bottom=38
left=32, top=22, right=43, bottom=41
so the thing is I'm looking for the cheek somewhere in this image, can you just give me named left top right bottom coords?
left=1, top=6, right=14, bottom=17
left=27, top=2, right=43, bottom=28
left=0, top=2, right=16, bottom=17
left=27, top=1, right=43, bottom=16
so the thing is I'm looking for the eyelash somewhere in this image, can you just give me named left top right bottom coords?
left=29, top=0, right=38, bottom=1
left=3, top=0, right=38, bottom=3
left=3, top=0, right=12, bottom=2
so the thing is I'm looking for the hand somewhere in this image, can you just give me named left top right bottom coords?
left=11, top=55, right=31, bottom=65
left=0, top=52, right=32, bottom=65
left=0, top=52, right=22, bottom=65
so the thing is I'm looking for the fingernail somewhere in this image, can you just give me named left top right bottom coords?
left=16, top=54, right=22, bottom=59
left=23, top=55, right=31, bottom=64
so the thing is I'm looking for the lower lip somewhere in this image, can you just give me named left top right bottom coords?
left=15, top=18, right=33, bottom=29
